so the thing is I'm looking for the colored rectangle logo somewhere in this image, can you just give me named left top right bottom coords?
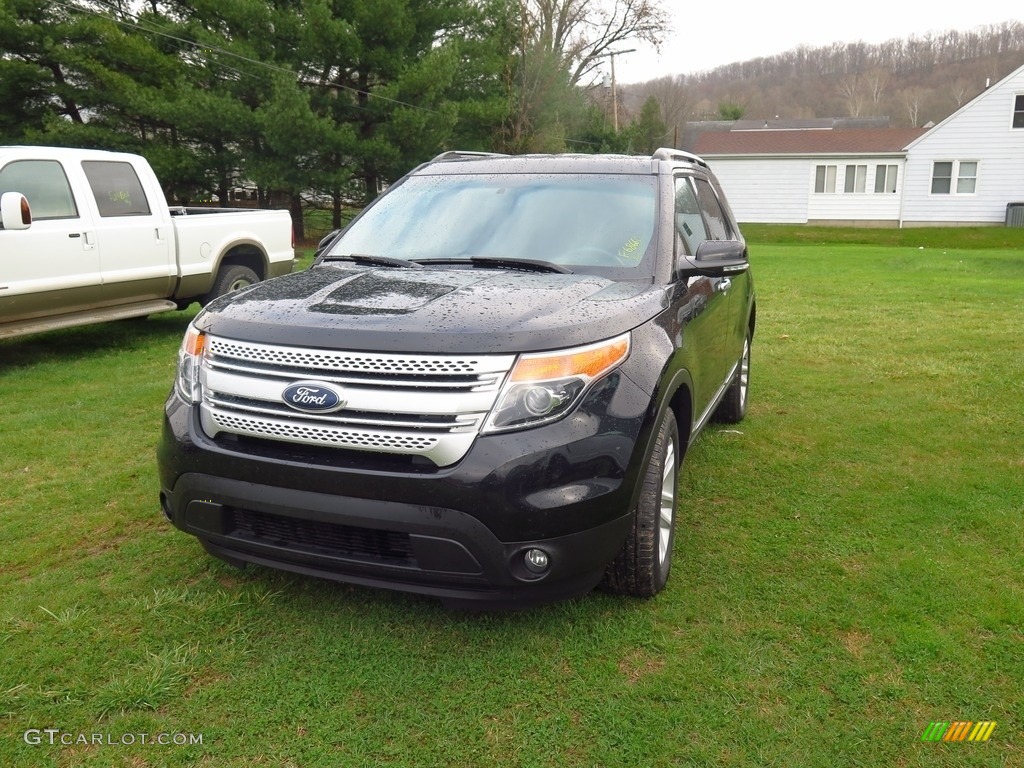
left=921, top=721, right=996, bottom=742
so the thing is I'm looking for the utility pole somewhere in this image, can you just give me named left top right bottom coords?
left=597, top=49, right=636, bottom=132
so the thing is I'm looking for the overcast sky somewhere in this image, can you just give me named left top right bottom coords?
left=612, top=3, right=1021, bottom=84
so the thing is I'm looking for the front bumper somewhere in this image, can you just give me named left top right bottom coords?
left=158, top=371, right=655, bottom=606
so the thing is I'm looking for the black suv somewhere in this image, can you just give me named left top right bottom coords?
left=158, top=149, right=755, bottom=607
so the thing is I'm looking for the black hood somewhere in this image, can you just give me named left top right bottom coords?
left=197, top=265, right=669, bottom=353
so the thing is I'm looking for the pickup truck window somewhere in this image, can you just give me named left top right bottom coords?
left=81, top=161, right=152, bottom=217
left=0, top=160, right=79, bottom=220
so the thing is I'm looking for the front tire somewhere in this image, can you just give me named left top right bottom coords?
left=603, top=408, right=680, bottom=597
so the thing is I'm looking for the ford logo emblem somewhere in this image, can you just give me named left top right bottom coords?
left=282, top=381, right=347, bottom=413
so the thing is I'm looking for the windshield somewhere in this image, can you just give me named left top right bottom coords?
left=328, top=173, right=659, bottom=277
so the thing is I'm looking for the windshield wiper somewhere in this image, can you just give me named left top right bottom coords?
left=325, top=253, right=423, bottom=269
left=468, top=257, right=572, bottom=274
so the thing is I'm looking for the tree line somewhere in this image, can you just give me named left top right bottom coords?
left=0, top=0, right=670, bottom=239
left=624, top=21, right=1024, bottom=145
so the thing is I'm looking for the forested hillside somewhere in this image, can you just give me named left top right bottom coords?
left=2, top=1, right=1021, bottom=236
left=623, top=21, right=1024, bottom=143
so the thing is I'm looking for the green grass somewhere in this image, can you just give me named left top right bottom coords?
left=743, top=222, right=1024, bottom=250
left=1, top=230, right=1022, bottom=766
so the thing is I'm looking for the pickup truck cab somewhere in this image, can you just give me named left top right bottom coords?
left=0, top=146, right=294, bottom=339
left=158, top=149, right=755, bottom=608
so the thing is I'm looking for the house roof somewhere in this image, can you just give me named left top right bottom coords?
left=693, top=127, right=929, bottom=156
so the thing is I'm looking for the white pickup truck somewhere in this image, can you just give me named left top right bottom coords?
left=0, top=146, right=294, bottom=340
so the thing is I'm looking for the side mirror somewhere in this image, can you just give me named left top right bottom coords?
left=685, top=239, right=748, bottom=277
left=0, top=192, right=32, bottom=230
left=314, top=228, right=342, bottom=260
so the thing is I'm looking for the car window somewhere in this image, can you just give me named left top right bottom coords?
left=0, top=160, right=79, bottom=220
left=693, top=178, right=734, bottom=240
left=673, top=177, right=707, bottom=255
left=81, top=160, right=152, bottom=217
left=330, top=173, right=659, bottom=277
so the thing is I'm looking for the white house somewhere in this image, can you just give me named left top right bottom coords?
left=901, top=64, right=1024, bottom=226
left=693, top=125, right=927, bottom=226
left=691, top=63, right=1024, bottom=227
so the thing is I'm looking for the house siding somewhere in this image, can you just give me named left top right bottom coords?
left=705, top=155, right=906, bottom=224
left=703, top=158, right=809, bottom=223
left=806, top=158, right=905, bottom=224
left=902, top=67, right=1024, bottom=225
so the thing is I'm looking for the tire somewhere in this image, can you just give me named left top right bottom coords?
left=603, top=407, right=680, bottom=597
left=204, top=264, right=259, bottom=304
left=714, top=331, right=751, bottom=424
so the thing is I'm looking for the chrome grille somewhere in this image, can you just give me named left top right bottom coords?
left=208, top=337, right=494, bottom=377
left=198, top=336, right=514, bottom=466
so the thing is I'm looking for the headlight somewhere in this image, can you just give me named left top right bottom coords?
left=483, top=333, right=630, bottom=433
left=175, top=324, right=206, bottom=404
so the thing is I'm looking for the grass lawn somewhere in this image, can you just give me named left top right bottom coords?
left=1, top=231, right=1021, bottom=766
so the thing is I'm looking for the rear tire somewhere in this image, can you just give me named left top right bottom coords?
left=714, top=331, right=751, bottom=424
left=204, top=264, right=259, bottom=304
left=603, top=407, right=680, bottom=597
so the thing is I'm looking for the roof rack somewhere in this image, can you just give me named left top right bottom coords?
left=431, top=150, right=508, bottom=162
left=651, top=147, right=708, bottom=168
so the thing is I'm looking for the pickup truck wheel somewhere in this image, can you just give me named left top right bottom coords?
left=714, top=331, right=751, bottom=424
left=603, top=408, right=679, bottom=597
left=206, top=265, right=259, bottom=303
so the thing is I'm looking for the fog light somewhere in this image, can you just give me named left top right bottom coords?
left=524, top=548, right=550, bottom=574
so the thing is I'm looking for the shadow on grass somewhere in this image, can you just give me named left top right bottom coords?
left=194, top=548, right=640, bottom=632
left=0, top=307, right=197, bottom=373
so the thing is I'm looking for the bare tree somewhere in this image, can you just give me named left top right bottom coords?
left=838, top=74, right=865, bottom=117
left=506, top=0, right=669, bottom=150
left=900, top=87, right=927, bottom=127
left=950, top=78, right=973, bottom=108
left=864, top=68, right=889, bottom=108
left=632, top=74, right=693, bottom=145
left=518, top=0, right=670, bottom=86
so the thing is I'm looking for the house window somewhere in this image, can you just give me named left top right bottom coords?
left=931, top=162, right=953, bottom=194
left=874, top=165, right=898, bottom=194
left=931, top=161, right=979, bottom=195
left=844, top=165, right=867, bottom=193
left=814, top=165, right=837, bottom=193
left=956, top=162, right=977, bottom=194
left=1014, top=95, right=1024, bottom=129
